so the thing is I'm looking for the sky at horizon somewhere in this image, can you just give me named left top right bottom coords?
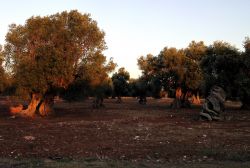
left=0, top=0, right=249, bottom=78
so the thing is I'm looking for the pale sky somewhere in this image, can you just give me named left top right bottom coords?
left=0, top=0, right=250, bottom=78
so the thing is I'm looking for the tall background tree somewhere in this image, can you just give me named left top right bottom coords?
left=137, top=54, right=163, bottom=99
left=4, top=10, right=111, bottom=117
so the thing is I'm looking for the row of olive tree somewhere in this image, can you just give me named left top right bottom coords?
left=111, top=67, right=164, bottom=103
left=0, top=10, right=249, bottom=118
left=137, top=39, right=250, bottom=109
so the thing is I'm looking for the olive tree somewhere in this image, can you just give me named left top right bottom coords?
left=138, top=42, right=206, bottom=108
left=4, top=10, right=108, bottom=117
left=111, top=67, right=130, bottom=103
left=200, top=41, right=241, bottom=98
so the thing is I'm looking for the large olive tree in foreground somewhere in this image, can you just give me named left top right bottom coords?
left=5, top=10, right=107, bottom=117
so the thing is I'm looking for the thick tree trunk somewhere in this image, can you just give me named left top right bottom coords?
left=171, top=87, right=182, bottom=109
left=192, top=92, right=201, bottom=105
left=10, top=93, right=55, bottom=117
left=38, top=95, right=54, bottom=116
left=21, top=93, right=41, bottom=117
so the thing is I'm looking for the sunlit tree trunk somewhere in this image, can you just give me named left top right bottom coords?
left=9, top=104, right=23, bottom=115
left=192, top=91, right=201, bottom=105
left=10, top=93, right=55, bottom=117
left=38, top=94, right=54, bottom=116
left=21, top=93, right=42, bottom=117
left=171, top=88, right=193, bottom=108
left=171, top=87, right=182, bottom=108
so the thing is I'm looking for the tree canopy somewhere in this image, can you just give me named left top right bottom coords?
left=200, top=41, right=241, bottom=98
left=138, top=41, right=206, bottom=108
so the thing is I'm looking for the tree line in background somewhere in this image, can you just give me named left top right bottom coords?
left=0, top=10, right=249, bottom=117
left=137, top=40, right=250, bottom=109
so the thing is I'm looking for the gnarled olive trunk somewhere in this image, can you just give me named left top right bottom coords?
left=11, top=93, right=54, bottom=117
left=21, top=93, right=42, bottom=117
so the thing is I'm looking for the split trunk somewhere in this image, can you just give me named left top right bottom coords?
left=13, top=93, right=54, bottom=117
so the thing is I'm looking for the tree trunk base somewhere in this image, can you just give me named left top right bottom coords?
left=192, top=95, right=201, bottom=105
left=9, top=93, right=54, bottom=118
left=14, top=93, right=41, bottom=117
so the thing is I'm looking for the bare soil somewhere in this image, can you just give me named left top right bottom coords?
left=0, top=97, right=250, bottom=167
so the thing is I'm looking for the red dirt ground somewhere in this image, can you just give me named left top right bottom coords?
left=0, top=97, right=250, bottom=166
